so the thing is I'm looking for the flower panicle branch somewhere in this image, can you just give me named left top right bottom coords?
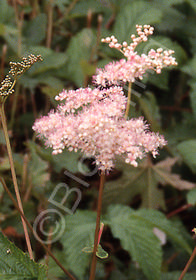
left=32, top=25, right=175, bottom=172
left=93, top=24, right=177, bottom=87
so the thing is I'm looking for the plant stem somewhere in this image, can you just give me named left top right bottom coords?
left=89, top=172, right=105, bottom=280
left=179, top=246, right=196, bottom=280
left=0, top=104, right=34, bottom=260
left=0, top=177, right=76, bottom=280
left=125, top=82, right=132, bottom=118
left=46, top=0, right=53, bottom=48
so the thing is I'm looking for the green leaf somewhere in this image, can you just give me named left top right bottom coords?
left=27, top=142, right=50, bottom=191
left=161, top=271, right=196, bottom=280
left=188, top=79, right=196, bottom=119
left=177, top=140, right=196, bottom=173
left=134, top=209, right=192, bottom=254
left=65, top=28, right=97, bottom=87
left=0, top=232, right=47, bottom=280
left=29, top=52, right=67, bottom=76
left=60, top=211, right=96, bottom=279
left=106, top=205, right=162, bottom=280
left=103, top=160, right=166, bottom=210
left=0, top=0, right=14, bottom=24
left=113, top=1, right=162, bottom=42
left=182, top=55, right=196, bottom=77
left=137, top=91, right=162, bottom=132
left=187, top=188, right=196, bottom=205
left=24, top=14, right=47, bottom=45
left=70, top=0, right=105, bottom=17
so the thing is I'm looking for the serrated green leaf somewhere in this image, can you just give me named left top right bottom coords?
left=106, top=205, right=162, bottom=280
left=113, top=1, right=162, bottom=42
left=177, top=140, right=196, bottom=173
left=134, top=209, right=192, bottom=254
left=0, top=232, right=47, bottom=280
left=60, top=211, right=96, bottom=279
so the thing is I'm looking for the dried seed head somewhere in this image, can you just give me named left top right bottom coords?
left=9, top=54, right=42, bottom=78
left=0, top=54, right=42, bottom=104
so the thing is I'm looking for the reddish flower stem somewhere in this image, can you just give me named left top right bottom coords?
left=89, top=172, right=105, bottom=280
left=178, top=246, right=196, bottom=280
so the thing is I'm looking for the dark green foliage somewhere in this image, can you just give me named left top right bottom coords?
left=1, top=0, right=196, bottom=279
left=0, top=232, right=47, bottom=280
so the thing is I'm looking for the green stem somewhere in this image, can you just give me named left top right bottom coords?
left=89, top=172, right=105, bottom=280
left=0, top=177, right=76, bottom=280
left=0, top=104, right=34, bottom=260
left=125, top=82, right=132, bottom=118
left=178, top=246, right=196, bottom=280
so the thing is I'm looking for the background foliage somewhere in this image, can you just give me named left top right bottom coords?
left=0, top=0, right=196, bottom=279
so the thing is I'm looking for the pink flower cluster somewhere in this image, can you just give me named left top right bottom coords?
left=33, top=25, right=173, bottom=171
left=93, top=25, right=177, bottom=86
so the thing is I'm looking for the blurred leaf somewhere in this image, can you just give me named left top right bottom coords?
left=0, top=232, right=47, bottom=280
left=103, top=160, right=165, bottom=210
left=60, top=211, right=96, bottom=279
left=0, top=0, right=14, bottom=24
left=0, top=157, right=10, bottom=171
left=29, top=52, right=67, bottom=76
left=65, top=28, right=97, bottom=87
left=161, top=272, right=196, bottom=280
left=113, top=1, right=162, bottom=42
left=177, top=140, right=196, bottom=173
left=32, top=141, right=81, bottom=173
left=70, top=0, right=106, bottom=17
left=103, top=158, right=195, bottom=210
left=27, top=142, right=50, bottom=189
left=165, top=114, right=196, bottom=146
left=188, top=79, right=196, bottom=119
left=24, top=13, right=47, bottom=45
left=137, top=91, right=162, bottom=131
left=154, top=157, right=195, bottom=190
left=186, top=188, right=196, bottom=205
left=182, top=55, right=196, bottom=77
left=186, top=0, right=196, bottom=11
left=106, top=205, right=162, bottom=280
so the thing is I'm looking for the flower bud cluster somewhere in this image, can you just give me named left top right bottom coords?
left=94, top=25, right=177, bottom=86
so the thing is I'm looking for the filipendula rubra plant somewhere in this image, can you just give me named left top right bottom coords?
left=33, top=25, right=177, bottom=280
